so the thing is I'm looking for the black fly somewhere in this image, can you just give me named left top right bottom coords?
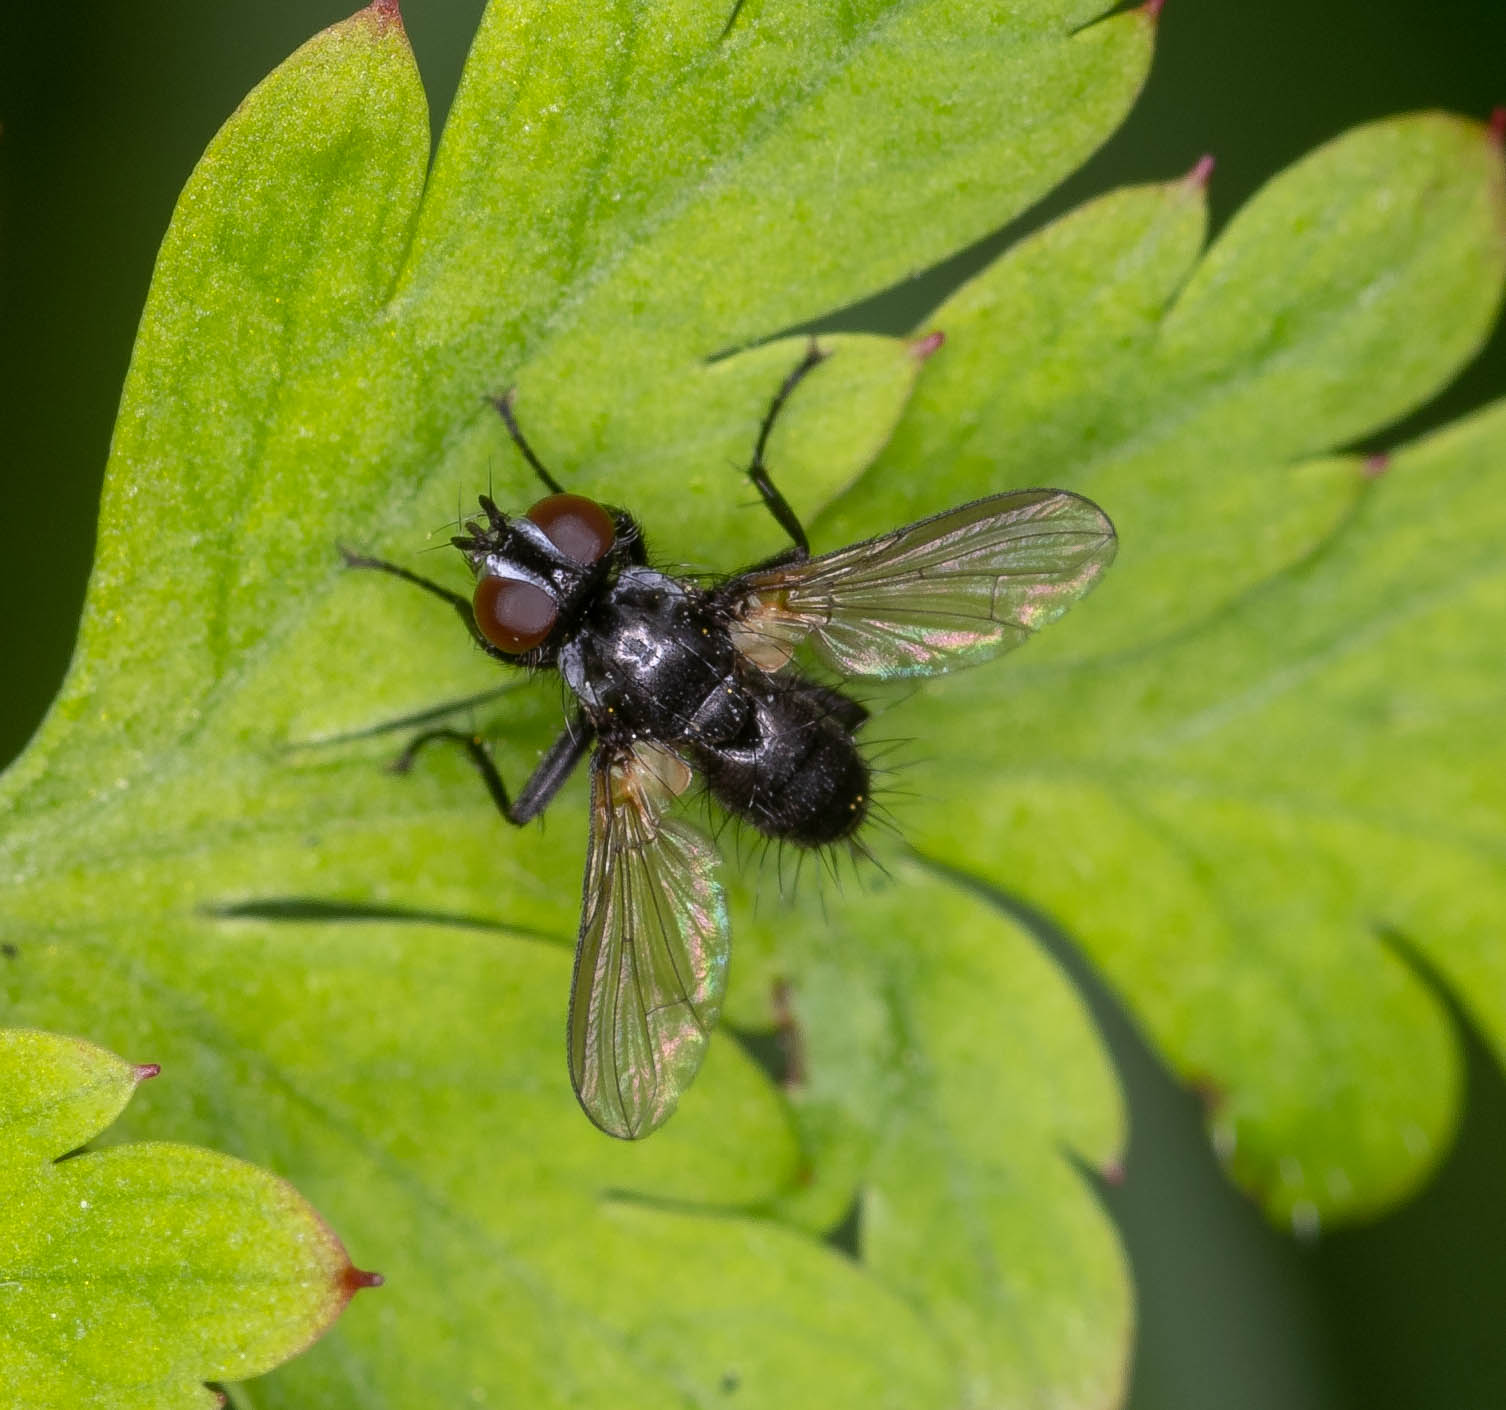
left=344, top=346, right=1116, bottom=1138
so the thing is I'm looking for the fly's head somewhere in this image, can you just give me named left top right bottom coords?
left=454, top=492, right=633, bottom=663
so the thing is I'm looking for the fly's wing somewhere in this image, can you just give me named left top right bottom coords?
left=727, top=490, right=1116, bottom=679
left=567, top=743, right=729, bottom=1139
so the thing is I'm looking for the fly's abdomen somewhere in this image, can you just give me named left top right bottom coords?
left=696, top=680, right=870, bottom=846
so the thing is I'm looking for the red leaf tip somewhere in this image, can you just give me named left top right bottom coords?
left=1489, top=107, right=1506, bottom=147
left=1185, top=154, right=1216, bottom=189
left=366, top=0, right=404, bottom=29
left=132, top=1062, right=162, bottom=1083
left=1362, top=452, right=1391, bottom=479
left=341, top=1265, right=385, bottom=1297
left=1142, top=0, right=1165, bottom=22
left=1099, top=1159, right=1126, bottom=1187
left=910, top=330, right=946, bottom=361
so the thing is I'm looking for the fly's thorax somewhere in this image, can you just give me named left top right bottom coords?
left=560, top=569, right=736, bottom=739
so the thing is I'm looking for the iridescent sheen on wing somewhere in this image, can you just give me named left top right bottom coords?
left=729, top=490, right=1117, bottom=679
left=567, top=742, right=729, bottom=1139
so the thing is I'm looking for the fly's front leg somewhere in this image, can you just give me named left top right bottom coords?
left=339, top=547, right=507, bottom=663
left=391, top=714, right=596, bottom=826
left=745, top=341, right=829, bottom=558
left=490, top=390, right=567, bottom=496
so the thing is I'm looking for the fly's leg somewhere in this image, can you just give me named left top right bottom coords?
left=719, top=0, right=749, bottom=41
left=392, top=714, right=596, bottom=826
left=343, top=546, right=593, bottom=819
left=339, top=548, right=510, bottom=663
left=490, top=390, right=567, bottom=496
left=745, top=340, right=829, bottom=558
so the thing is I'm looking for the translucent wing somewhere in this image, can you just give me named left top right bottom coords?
left=567, top=742, right=729, bottom=1139
left=726, top=490, right=1116, bottom=679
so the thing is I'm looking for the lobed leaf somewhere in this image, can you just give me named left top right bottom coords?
left=826, top=115, right=1506, bottom=658
left=0, top=1029, right=370, bottom=1409
left=865, top=114, right=1506, bottom=1225
left=5, top=0, right=1502, bottom=1405
left=0, top=2, right=1157, bottom=1406
left=743, top=866, right=1130, bottom=1408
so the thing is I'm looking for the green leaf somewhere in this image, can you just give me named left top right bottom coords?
left=824, top=115, right=1506, bottom=656
left=748, top=866, right=1130, bottom=1408
left=5, top=0, right=1502, bottom=1407
left=0, top=1028, right=370, bottom=1409
left=1, top=2, right=1154, bottom=1406
left=876, top=113, right=1506, bottom=1226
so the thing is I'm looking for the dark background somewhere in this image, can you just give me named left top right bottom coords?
left=2, top=2, right=1503, bottom=1405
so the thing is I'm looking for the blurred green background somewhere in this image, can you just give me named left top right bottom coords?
left=2, top=2, right=1502, bottom=1405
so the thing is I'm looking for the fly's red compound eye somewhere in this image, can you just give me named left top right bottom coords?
left=473, top=575, right=558, bottom=654
left=527, top=493, right=615, bottom=565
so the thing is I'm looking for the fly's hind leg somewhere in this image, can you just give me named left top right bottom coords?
left=392, top=713, right=596, bottom=826
left=744, top=340, right=829, bottom=558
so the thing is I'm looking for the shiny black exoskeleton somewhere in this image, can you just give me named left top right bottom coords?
left=343, top=345, right=869, bottom=849
left=345, top=343, right=1119, bottom=1141
left=559, top=566, right=869, bottom=846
